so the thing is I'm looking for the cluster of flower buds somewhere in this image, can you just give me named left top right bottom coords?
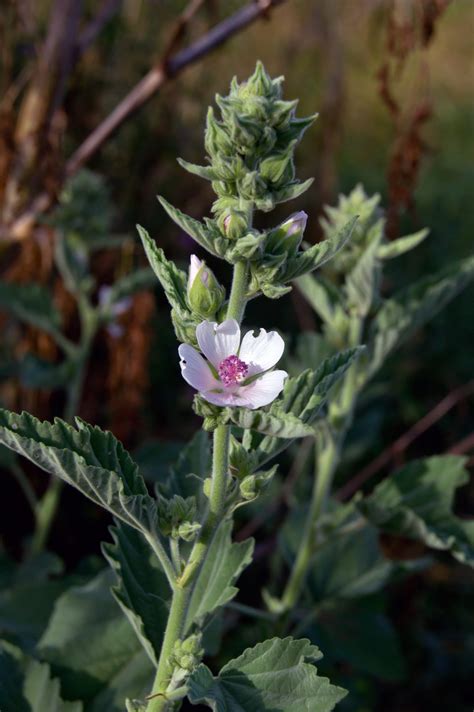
left=169, top=633, right=204, bottom=687
left=157, top=494, right=201, bottom=542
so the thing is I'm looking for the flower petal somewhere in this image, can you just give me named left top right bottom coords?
left=239, top=328, right=285, bottom=376
left=178, top=343, right=219, bottom=392
left=239, top=370, right=288, bottom=409
left=201, top=388, right=254, bottom=408
left=196, top=319, right=241, bottom=368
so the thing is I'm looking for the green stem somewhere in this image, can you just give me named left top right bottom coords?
left=280, top=432, right=338, bottom=611
left=226, top=261, right=248, bottom=322
left=146, top=262, right=247, bottom=712
left=279, top=314, right=364, bottom=614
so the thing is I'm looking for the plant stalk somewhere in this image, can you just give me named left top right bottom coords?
left=146, top=261, right=247, bottom=712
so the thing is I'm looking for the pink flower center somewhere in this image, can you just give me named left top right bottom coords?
left=218, top=354, right=249, bottom=387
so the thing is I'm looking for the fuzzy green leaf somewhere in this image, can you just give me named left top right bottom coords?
left=296, top=274, right=345, bottom=326
left=177, top=158, right=216, bottom=181
left=136, top=226, right=188, bottom=312
left=185, top=520, right=254, bottom=630
left=358, top=455, right=474, bottom=567
left=0, top=409, right=161, bottom=541
left=281, top=217, right=356, bottom=282
left=38, top=570, right=154, bottom=708
left=0, top=281, right=62, bottom=337
left=187, top=637, right=347, bottom=712
left=273, top=177, right=314, bottom=204
left=252, top=348, right=362, bottom=467
left=344, top=233, right=382, bottom=317
left=368, top=255, right=474, bottom=377
left=376, top=229, right=429, bottom=260
left=157, top=197, right=226, bottom=258
left=102, top=524, right=170, bottom=665
left=229, top=407, right=315, bottom=438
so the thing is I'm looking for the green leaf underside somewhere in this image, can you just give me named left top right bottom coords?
left=0, top=410, right=160, bottom=539
left=38, top=570, right=153, bottom=707
left=185, top=520, right=254, bottom=631
left=187, top=637, right=347, bottom=712
left=230, top=408, right=315, bottom=438
left=376, top=229, right=429, bottom=260
left=359, top=455, right=474, bottom=567
left=368, top=254, right=474, bottom=377
left=102, top=524, right=170, bottom=665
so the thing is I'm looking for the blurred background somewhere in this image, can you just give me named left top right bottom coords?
left=0, top=1, right=473, bottom=711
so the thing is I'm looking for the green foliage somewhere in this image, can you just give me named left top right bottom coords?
left=359, top=456, right=474, bottom=566
left=37, top=570, right=153, bottom=709
left=0, top=641, right=82, bottom=712
left=367, top=254, right=474, bottom=377
left=0, top=410, right=164, bottom=557
left=103, top=525, right=170, bottom=665
left=184, top=521, right=254, bottom=631
left=187, top=637, right=347, bottom=712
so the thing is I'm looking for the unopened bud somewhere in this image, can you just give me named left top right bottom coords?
left=187, top=255, right=225, bottom=319
left=220, top=209, right=248, bottom=240
left=266, top=211, right=308, bottom=256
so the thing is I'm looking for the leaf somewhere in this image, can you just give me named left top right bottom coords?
left=187, top=636, right=347, bottom=712
left=38, top=570, right=154, bottom=706
left=312, top=600, right=406, bottom=682
left=344, top=233, right=381, bottom=317
left=0, top=410, right=160, bottom=543
left=23, top=658, right=83, bottom=712
left=185, top=520, right=254, bottom=631
left=368, top=255, right=474, bottom=377
left=274, top=177, right=314, bottom=204
left=177, top=158, right=216, bottom=181
left=296, top=274, right=345, bottom=326
left=0, top=642, right=83, bottom=712
left=376, top=228, right=429, bottom=260
left=251, top=348, right=363, bottom=468
left=137, top=226, right=188, bottom=313
left=280, top=217, right=356, bottom=282
left=358, top=455, right=474, bottom=567
left=307, top=520, right=395, bottom=602
left=229, top=407, right=315, bottom=438
left=102, top=524, right=170, bottom=665
left=107, top=268, right=156, bottom=304
left=0, top=281, right=62, bottom=337
left=166, top=430, right=211, bottom=501
left=0, top=552, right=69, bottom=652
left=157, top=197, right=227, bottom=258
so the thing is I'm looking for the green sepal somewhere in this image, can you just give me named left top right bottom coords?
left=157, top=197, right=225, bottom=258
left=273, top=177, right=314, bottom=204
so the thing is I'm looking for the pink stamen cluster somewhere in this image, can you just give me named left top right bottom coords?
left=218, top=355, right=249, bottom=387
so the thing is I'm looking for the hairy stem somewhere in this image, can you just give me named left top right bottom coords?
left=146, top=261, right=247, bottom=712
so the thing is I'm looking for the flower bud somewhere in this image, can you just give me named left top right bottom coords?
left=220, top=209, right=248, bottom=240
left=266, top=211, right=308, bottom=256
left=187, top=255, right=225, bottom=319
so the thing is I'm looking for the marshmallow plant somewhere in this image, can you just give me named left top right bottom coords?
left=0, top=65, right=360, bottom=712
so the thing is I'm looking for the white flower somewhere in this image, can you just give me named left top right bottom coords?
left=178, top=319, right=287, bottom=409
